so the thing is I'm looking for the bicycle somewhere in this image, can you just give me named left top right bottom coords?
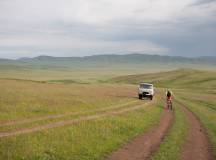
left=166, top=99, right=172, bottom=110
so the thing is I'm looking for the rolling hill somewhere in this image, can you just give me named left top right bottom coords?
left=110, top=69, right=216, bottom=90
left=0, top=54, right=215, bottom=83
left=0, top=54, right=216, bottom=69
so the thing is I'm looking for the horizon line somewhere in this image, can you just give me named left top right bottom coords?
left=0, top=53, right=215, bottom=60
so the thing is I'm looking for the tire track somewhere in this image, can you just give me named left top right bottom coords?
left=175, top=100, right=214, bottom=160
left=0, top=100, right=140, bottom=127
left=0, top=101, right=153, bottom=138
left=107, top=109, right=174, bottom=160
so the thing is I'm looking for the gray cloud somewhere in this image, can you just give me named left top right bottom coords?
left=191, top=0, right=215, bottom=6
left=0, top=0, right=215, bottom=59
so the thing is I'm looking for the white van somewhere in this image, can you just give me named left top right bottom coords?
left=138, top=83, right=154, bottom=100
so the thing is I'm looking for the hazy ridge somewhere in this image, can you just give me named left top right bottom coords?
left=0, top=54, right=216, bottom=68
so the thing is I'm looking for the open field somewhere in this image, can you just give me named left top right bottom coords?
left=0, top=79, right=164, bottom=159
left=0, top=67, right=216, bottom=159
left=0, top=79, right=140, bottom=121
left=0, top=0, right=216, bottom=158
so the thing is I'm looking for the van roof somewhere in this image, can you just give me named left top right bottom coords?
left=140, top=83, right=153, bottom=85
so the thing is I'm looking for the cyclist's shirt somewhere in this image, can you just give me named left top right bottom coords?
left=167, top=96, right=172, bottom=101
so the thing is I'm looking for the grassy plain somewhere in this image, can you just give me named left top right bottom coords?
left=0, top=79, right=140, bottom=121
left=0, top=66, right=216, bottom=159
left=0, top=63, right=174, bottom=83
left=0, top=79, right=164, bottom=160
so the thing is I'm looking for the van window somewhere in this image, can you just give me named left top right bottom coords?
left=140, top=84, right=153, bottom=89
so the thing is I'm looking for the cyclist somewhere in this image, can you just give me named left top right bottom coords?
left=166, top=90, right=172, bottom=110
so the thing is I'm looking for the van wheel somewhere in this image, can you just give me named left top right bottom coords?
left=150, top=96, right=153, bottom=100
left=139, top=95, right=142, bottom=99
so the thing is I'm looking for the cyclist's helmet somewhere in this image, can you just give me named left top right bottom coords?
left=167, top=90, right=171, bottom=97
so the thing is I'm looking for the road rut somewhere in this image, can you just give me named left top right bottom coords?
left=176, top=100, right=214, bottom=160
left=107, top=109, right=174, bottom=160
left=0, top=101, right=152, bottom=138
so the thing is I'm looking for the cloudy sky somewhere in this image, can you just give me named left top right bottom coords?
left=0, top=0, right=215, bottom=59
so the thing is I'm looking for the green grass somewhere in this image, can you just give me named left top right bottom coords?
left=0, top=100, right=144, bottom=133
left=0, top=102, right=163, bottom=160
left=0, top=78, right=164, bottom=160
left=48, top=79, right=89, bottom=84
left=0, top=68, right=216, bottom=159
left=0, top=79, right=137, bottom=122
left=151, top=102, right=188, bottom=160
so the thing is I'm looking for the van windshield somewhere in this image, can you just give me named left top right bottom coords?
left=140, top=84, right=153, bottom=89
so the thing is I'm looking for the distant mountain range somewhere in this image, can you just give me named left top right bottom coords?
left=17, top=54, right=216, bottom=63
left=0, top=54, right=216, bottom=68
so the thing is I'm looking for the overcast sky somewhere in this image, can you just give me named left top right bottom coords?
left=0, top=0, right=215, bottom=59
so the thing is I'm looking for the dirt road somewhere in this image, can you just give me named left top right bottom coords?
left=176, top=100, right=214, bottom=160
left=107, top=109, right=174, bottom=160
left=108, top=99, right=214, bottom=160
